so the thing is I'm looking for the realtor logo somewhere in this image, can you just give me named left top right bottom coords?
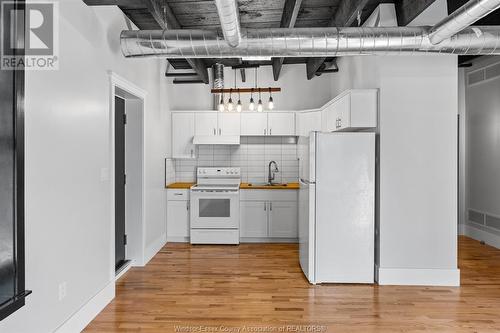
left=1, top=1, right=59, bottom=70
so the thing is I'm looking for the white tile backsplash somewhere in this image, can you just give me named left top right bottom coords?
left=172, top=137, right=299, bottom=183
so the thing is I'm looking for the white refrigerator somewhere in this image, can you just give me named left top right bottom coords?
left=298, top=132, right=375, bottom=284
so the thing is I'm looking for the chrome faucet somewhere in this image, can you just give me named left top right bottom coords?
left=268, top=161, right=279, bottom=185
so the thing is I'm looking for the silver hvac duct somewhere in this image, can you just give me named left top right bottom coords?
left=212, top=63, right=224, bottom=110
left=214, top=0, right=241, bottom=47
left=120, top=26, right=500, bottom=58
left=429, top=0, right=500, bottom=44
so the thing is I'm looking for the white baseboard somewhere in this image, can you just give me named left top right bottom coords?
left=458, top=223, right=466, bottom=236
left=54, top=281, right=115, bottom=333
left=464, top=223, right=500, bottom=249
left=167, top=236, right=189, bottom=243
left=240, top=238, right=299, bottom=243
left=143, top=233, right=167, bottom=265
left=378, top=267, right=460, bottom=286
left=166, top=237, right=299, bottom=244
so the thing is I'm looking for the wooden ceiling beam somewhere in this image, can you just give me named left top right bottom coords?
left=84, top=0, right=209, bottom=84
left=307, top=0, right=370, bottom=80
left=143, top=0, right=209, bottom=84
left=395, top=0, right=438, bottom=26
left=272, top=0, right=303, bottom=81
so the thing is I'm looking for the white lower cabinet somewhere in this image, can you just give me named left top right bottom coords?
left=167, top=189, right=190, bottom=241
left=240, top=190, right=298, bottom=242
left=240, top=201, right=268, bottom=237
left=269, top=201, right=298, bottom=238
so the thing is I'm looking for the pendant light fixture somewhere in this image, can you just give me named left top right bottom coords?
left=257, top=89, right=263, bottom=112
left=236, top=89, right=242, bottom=112
left=218, top=90, right=225, bottom=112
left=268, top=87, right=274, bottom=110
left=227, top=88, right=234, bottom=111
left=249, top=88, right=255, bottom=111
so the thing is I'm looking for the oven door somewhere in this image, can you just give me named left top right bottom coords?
left=190, top=189, right=239, bottom=229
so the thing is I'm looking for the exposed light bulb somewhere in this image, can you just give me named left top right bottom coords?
left=218, top=98, right=225, bottom=112
left=236, top=100, right=242, bottom=112
left=227, top=97, right=234, bottom=111
left=249, top=97, right=255, bottom=111
left=268, top=96, right=274, bottom=110
left=257, top=99, right=263, bottom=112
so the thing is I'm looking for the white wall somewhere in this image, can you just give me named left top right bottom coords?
left=461, top=56, right=500, bottom=248
left=0, top=2, right=167, bottom=332
left=333, top=54, right=459, bottom=286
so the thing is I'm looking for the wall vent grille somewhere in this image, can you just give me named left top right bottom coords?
left=486, top=214, right=500, bottom=230
left=485, top=63, right=500, bottom=80
left=469, top=209, right=485, bottom=225
left=468, top=61, right=500, bottom=86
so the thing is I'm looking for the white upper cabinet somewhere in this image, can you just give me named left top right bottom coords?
left=323, top=89, right=378, bottom=132
left=219, top=113, right=241, bottom=136
left=172, top=112, right=195, bottom=159
left=195, top=112, right=241, bottom=137
left=195, top=112, right=218, bottom=136
left=240, top=112, right=295, bottom=136
left=297, top=110, right=322, bottom=137
left=268, top=112, right=295, bottom=136
left=240, top=113, right=268, bottom=136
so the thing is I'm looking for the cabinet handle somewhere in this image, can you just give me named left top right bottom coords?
left=186, top=202, right=189, bottom=210
left=264, top=129, right=266, bottom=135
left=264, top=202, right=266, bottom=211
left=270, top=202, right=272, bottom=211
left=270, top=129, right=272, bottom=135
left=213, top=128, right=216, bottom=135
left=219, top=128, right=221, bottom=135
left=190, top=149, right=194, bottom=157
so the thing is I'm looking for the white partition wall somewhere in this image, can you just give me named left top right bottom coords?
left=333, top=55, right=460, bottom=286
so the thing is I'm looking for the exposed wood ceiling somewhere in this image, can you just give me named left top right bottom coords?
left=83, top=0, right=500, bottom=82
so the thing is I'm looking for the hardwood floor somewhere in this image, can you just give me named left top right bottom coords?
left=84, top=236, right=500, bottom=332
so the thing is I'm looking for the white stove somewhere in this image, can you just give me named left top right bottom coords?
left=190, top=168, right=241, bottom=244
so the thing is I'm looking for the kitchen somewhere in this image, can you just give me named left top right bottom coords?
left=165, top=85, right=378, bottom=283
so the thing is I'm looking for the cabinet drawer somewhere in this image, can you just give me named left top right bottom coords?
left=167, top=189, right=190, bottom=201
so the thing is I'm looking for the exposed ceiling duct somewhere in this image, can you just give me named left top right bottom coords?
left=120, top=26, right=500, bottom=58
left=429, top=0, right=500, bottom=44
left=214, top=0, right=241, bottom=47
left=212, top=63, right=224, bottom=110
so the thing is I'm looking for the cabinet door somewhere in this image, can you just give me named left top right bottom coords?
left=269, top=201, right=298, bottom=238
left=240, top=201, right=268, bottom=238
left=240, top=113, right=268, bottom=136
left=195, top=112, right=218, bottom=136
left=167, top=200, right=190, bottom=238
left=172, top=113, right=195, bottom=158
left=218, top=113, right=241, bottom=136
left=350, top=90, right=378, bottom=128
left=310, top=111, right=322, bottom=132
left=268, top=113, right=295, bottom=136
left=336, top=94, right=351, bottom=130
left=323, top=103, right=336, bottom=132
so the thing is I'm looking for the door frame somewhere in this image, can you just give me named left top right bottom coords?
left=108, top=71, right=147, bottom=281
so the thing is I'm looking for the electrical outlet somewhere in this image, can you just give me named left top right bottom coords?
left=58, top=282, right=67, bottom=301
left=100, top=168, right=109, bottom=182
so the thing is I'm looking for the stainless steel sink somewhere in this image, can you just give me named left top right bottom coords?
left=246, top=183, right=288, bottom=187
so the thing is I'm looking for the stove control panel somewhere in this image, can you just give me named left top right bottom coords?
left=197, top=167, right=241, bottom=177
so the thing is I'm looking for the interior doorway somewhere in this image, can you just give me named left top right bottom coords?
left=115, top=96, right=127, bottom=272
left=109, top=72, right=147, bottom=279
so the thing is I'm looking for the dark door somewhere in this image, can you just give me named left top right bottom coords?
left=115, top=96, right=126, bottom=270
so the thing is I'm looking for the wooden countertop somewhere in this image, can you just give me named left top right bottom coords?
left=240, top=182, right=299, bottom=190
left=166, top=182, right=195, bottom=189
left=166, top=182, right=299, bottom=190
